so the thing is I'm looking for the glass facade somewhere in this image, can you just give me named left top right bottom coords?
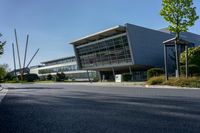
left=44, top=58, right=76, bottom=66
left=77, top=34, right=132, bottom=69
left=39, top=65, right=77, bottom=74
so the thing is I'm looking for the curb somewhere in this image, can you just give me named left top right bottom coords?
left=145, top=85, right=200, bottom=90
left=34, top=82, right=200, bottom=90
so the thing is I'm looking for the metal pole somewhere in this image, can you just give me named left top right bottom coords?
left=14, top=29, right=22, bottom=69
left=175, top=41, right=180, bottom=78
left=164, top=45, right=168, bottom=80
left=23, top=35, right=29, bottom=69
left=26, top=48, right=39, bottom=68
left=12, top=43, right=17, bottom=77
left=185, top=45, right=188, bottom=78
left=129, top=66, right=133, bottom=81
left=14, top=29, right=23, bottom=80
left=129, top=66, right=132, bottom=74
left=87, top=70, right=91, bottom=83
left=98, top=71, right=102, bottom=82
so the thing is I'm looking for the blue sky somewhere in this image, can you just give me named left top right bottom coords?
left=0, top=0, right=200, bottom=69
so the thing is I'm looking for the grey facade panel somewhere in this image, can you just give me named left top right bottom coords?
left=159, top=28, right=200, bottom=46
left=126, top=23, right=173, bottom=67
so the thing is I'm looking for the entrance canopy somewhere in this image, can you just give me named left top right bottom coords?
left=163, top=37, right=191, bottom=46
left=163, top=37, right=190, bottom=80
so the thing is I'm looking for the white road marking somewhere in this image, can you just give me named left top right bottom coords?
left=0, top=88, right=8, bottom=103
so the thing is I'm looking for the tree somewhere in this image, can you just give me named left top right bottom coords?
left=180, top=46, right=200, bottom=66
left=0, top=66, right=6, bottom=82
left=0, top=64, right=10, bottom=72
left=0, top=33, right=6, bottom=56
left=160, top=0, right=199, bottom=77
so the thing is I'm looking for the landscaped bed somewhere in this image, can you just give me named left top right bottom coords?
left=147, top=76, right=200, bottom=88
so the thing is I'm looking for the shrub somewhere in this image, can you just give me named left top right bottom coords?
left=180, top=64, right=200, bottom=76
left=47, top=74, right=53, bottom=80
left=39, top=76, right=46, bottom=81
left=56, top=72, right=65, bottom=81
left=24, top=74, right=39, bottom=82
left=147, top=76, right=200, bottom=88
left=163, top=77, right=200, bottom=88
left=122, top=73, right=132, bottom=81
left=147, top=76, right=165, bottom=85
left=147, top=68, right=164, bottom=79
left=4, top=73, right=15, bottom=81
left=93, top=77, right=99, bottom=82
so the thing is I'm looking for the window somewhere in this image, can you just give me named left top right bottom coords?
left=77, top=35, right=132, bottom=68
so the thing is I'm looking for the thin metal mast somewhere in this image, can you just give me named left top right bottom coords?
left=23, top=35, right=29, bottom=69
left=14, top=29, right=22, bottom=69
left=26, top=49, right=40, bottom=68
left=12, top=43, right=17, bottom=76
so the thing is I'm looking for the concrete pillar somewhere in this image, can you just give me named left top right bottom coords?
left=129, top=66, right=133, bottom=81
left=87, top=70, right=91, bottom=83
left=112, top=67, right=115, bottom=81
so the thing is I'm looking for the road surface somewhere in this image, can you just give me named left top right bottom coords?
left=0, top=83, right=200, bottom=133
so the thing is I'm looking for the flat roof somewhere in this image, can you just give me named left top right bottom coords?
left=69, top=25, right=126, bottom=46
left=41, top=56, right=75, bottom=64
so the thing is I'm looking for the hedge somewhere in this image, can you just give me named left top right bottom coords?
left=56, top=72, right=66, bottom=81
left=122, top=73, right=132, bottom=81
left=47, top=74, right=53, bottom=80
left=180, top=64, right=200, bottom=76
left=24, top=74, right=39, bottom=82
left=147, top=68, right=164, bottom=79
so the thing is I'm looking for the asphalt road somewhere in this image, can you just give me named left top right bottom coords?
left=0, top=83, right=200, bottom=133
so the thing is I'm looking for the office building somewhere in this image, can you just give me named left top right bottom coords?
left=30, top=56, right=96, bottom=81
left=70, top=23, right=200, bottom=81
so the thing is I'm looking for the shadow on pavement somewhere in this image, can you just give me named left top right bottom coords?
left=7, top=87, right=64, bottom=90
left=0, top=90, right=200, bottom=133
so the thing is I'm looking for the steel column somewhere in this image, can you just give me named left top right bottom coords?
left=112, top=67, right=115, bottom=81
left=12, top=43, right=17, bottom=77
left=87, top=70, right=91, bottom=83
left=23, top=35, right=29, bottom=69
left=185, top=45, right=188, bottom=78
left=164, top=45, right=168, bottom=80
